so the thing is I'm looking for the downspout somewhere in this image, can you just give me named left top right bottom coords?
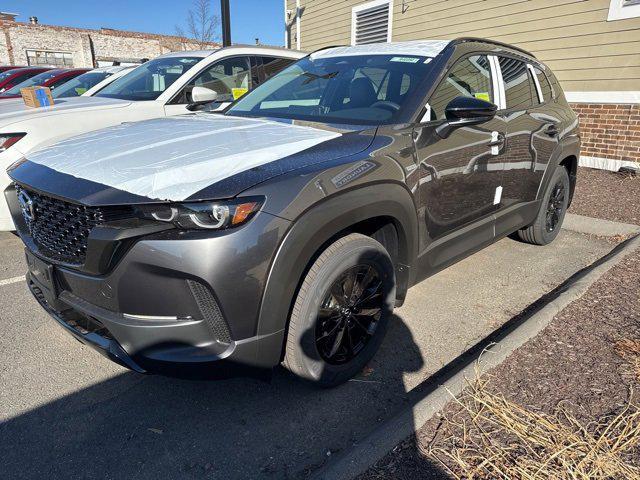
left=3, top=25, right=14, bottom=65
left=296, top=0, right=301, bottom=50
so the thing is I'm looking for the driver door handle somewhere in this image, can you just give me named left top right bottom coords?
left=488, top=133, right=505, bottom=147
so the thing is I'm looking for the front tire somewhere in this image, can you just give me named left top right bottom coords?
left=517, top=166, right=570, bottom=245
left=283, top=233, right=396, bottom=387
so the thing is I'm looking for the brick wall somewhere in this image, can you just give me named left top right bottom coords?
left=0, top=21, right=217, bottom=67
left=570, top=103, right=640, bottom=166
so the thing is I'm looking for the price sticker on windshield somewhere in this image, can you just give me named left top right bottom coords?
left=390, top=57, right=420, bottom=63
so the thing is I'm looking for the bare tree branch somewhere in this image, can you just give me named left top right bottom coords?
left=175, top=0, right=220, bottom=48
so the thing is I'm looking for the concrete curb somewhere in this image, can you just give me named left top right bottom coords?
left=563, top=213, right=640, bottom=237
left=311, top=234, right=640, bottom=480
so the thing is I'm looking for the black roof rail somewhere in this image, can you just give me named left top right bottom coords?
left=451, top=37, right=536, bottom=59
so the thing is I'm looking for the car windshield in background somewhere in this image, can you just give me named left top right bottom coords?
left=52, top=71, right=111, bottom=98
left=227, top=54, right=433, bottom=125
left=1, top=70, right=61, bottom=96
left=95, top=56, right=200, bottom=101
left=0, top=69, right=19, bottom=82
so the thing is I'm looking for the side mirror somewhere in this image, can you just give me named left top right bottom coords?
left=187, top=86, right=218, bottom=111
left=435, top=96, right=497, bottom=138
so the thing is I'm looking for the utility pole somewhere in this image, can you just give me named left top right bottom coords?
left=220, top=0, right=231, bottom=46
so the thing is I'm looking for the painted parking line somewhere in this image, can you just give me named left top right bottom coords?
left=0, top=275, right=25, bottom=287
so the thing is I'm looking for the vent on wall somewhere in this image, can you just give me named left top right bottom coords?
left=351, top=0, right=392, bottom=45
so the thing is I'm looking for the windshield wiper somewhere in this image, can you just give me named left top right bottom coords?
left=301, top=71, right=338, bottom=85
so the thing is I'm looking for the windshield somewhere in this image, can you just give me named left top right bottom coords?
left=95, top=56, right=200, bottom=101
left=0, top=69, right=20, bottom=82
left=52, top=71, right=111, bottom=98
left=227, top=54, right=433, bottom=125
left=2, top=70, right=60, bottom=95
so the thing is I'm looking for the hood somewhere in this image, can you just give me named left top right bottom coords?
left=0, top=96, right=132, bottom=127
left=9, top=114, right=375, bottom=205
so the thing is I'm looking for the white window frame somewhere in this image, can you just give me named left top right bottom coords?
left=26, top=49, right=74, bottom=67
left=351, top=0, right=393, bottom=46
left=488, top=55, right=506, bottom=110
left=607, top=0, right=640, bottom=21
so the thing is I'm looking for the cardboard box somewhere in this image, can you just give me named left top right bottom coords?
left=20, top=86, right=54, bottom=108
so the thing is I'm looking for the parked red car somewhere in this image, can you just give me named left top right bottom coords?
left=0, top=66, right=25, bottom=73
left=0, top=68, right=90, bottom=99
left=0, top=67, right=52, bottom=93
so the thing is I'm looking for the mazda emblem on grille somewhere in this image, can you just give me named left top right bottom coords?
left=17, top=189, right=36, bottom=223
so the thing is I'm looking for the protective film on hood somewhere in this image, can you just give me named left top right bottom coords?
left=25, top=114, right=342, bottom=202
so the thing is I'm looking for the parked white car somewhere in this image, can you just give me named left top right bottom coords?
left=0, top=46, right=304, bottom=230
left=81, top=66, right=136, bottom=96
left=51, top=66, right=133, bottom=98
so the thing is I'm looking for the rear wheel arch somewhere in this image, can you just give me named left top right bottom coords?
left=255, top=183, right=418, bottom=359
left=537, top=135, right=579, bottom=204
left=559, top=155, right=578, bottom=206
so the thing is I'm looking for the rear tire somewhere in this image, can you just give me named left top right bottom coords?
left=517, top=166, right=570, bottom=246
left=283, top=233, right=396, bottom=387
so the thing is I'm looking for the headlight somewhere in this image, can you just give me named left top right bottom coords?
left=136, top=197, right=263, bottom=230
left=0, top=133, right=26, bottom=152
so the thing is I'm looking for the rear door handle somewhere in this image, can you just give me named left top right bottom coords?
left=488, top=132, right=505, bottom=156
left=544, top=125, right=559, bottom=137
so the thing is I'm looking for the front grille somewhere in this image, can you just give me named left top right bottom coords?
left=187, top=280, right=232, bottom=344
left=16, top=185, right=133, bottom=265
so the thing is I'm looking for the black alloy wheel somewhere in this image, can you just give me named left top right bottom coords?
left=315, top=265, right=383, bottom=365
left=545, top=180, right=566, bottom=233
left=517, top=165, right=570, bottom=246
left=283, top=233, right=396, bottom=387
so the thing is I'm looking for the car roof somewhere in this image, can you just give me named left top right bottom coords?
left=89, top=66, right=131, bottom=74
left=311, top=40, right=450, bottom=59
left=310, top=38, right=536, bottom=61
left=157, top=45, right=305, bottom=60
left=158, top=49, right=219, bottom=59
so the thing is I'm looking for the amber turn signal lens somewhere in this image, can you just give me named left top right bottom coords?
left=232, top=202, right=259, bottom=225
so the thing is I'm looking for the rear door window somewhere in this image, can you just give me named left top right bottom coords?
left=498, top=57, right=533, bottom=110
left=428, top=55, right=494, bottom=120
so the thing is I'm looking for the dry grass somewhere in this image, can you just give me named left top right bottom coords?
left=426, top=375, right=640, bottom=480
left=616, top=340, right=640, bottom=382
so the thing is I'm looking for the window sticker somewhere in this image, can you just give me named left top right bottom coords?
left=232, top=87, right=249, bottom=100
left=390, top=56, right=420, bottom=63
left=474, top=92, right=490, bottom=102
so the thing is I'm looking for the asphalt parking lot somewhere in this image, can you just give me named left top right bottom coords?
left=0, top=226, right=616, bottom=479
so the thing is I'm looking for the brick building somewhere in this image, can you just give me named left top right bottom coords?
left=0, top=12, right=218, bottom=68
left=285, top=0, right=640, bottom=171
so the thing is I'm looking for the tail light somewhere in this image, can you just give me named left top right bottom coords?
left=0, top=133, right=26, bottom=152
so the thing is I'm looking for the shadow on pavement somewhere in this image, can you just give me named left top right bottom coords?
left=0, top=314, right=449, bottom=479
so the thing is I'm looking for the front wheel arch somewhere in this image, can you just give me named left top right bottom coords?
left=255, top=183, right=418, bottom=363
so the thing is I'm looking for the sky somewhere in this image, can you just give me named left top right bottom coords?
left=0, top=0, right=285, bottom=46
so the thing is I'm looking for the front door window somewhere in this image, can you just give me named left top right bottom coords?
left=174, top=56, right=253, bottom=105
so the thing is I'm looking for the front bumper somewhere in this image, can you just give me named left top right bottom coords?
left=28, top=275, right=283, bottom=379
left=20, top=209, right=291, bottom=378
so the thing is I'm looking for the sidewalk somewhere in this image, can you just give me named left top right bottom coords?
left=315, top=167, right=640, bottom=480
